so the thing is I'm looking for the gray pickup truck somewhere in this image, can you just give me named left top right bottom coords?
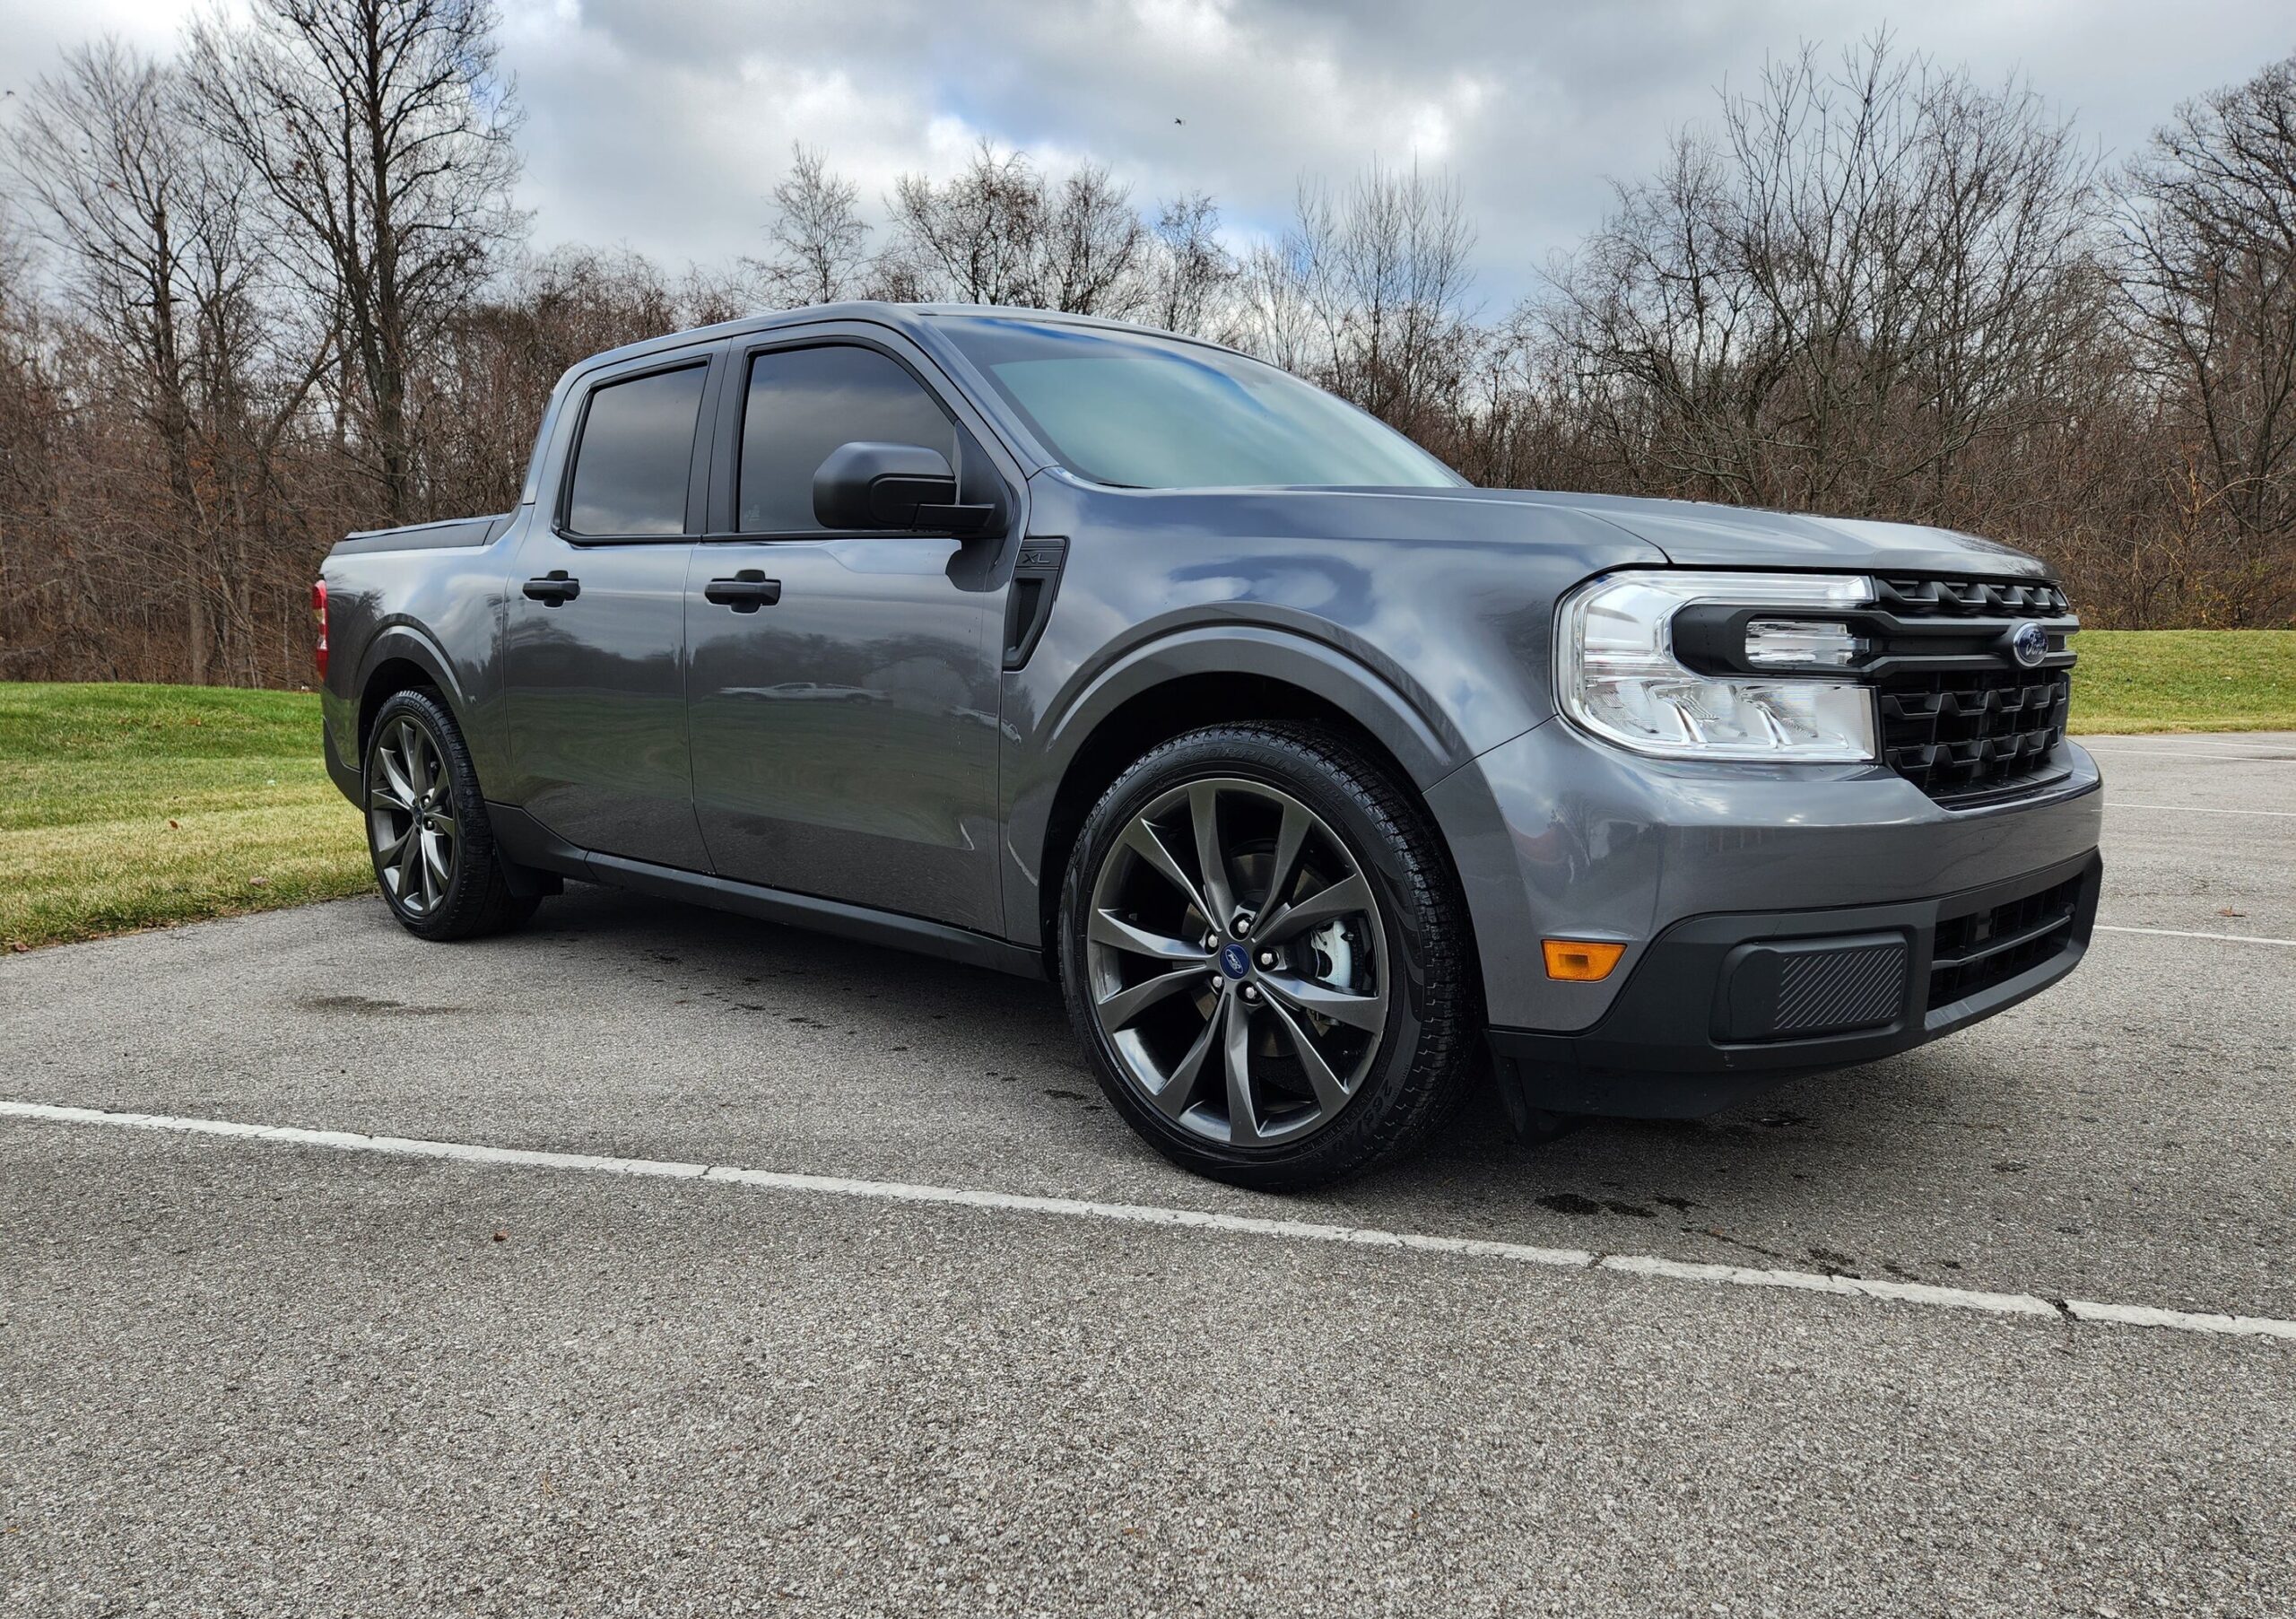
left=317, top=302, right=2102, bottom=1188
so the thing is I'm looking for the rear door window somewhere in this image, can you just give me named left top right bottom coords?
left=738, top=345, right=958, bottom=534
left=564, top=363, right=709, bottom=535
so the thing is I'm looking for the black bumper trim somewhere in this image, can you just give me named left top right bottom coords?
left=1487, top=849, right=2102, bottom=1120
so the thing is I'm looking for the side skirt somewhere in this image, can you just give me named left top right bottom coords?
left=487, top=802, right=1048, bottom=981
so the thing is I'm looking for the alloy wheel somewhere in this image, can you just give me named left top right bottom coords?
left=368, top=716, right=458, bottom=918
left=1084, top=777, right=1387, bottom=1147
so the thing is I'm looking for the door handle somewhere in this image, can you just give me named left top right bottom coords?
left=705, top=570, right=782, bottom=613
left=522, top=570, right=580, bottom=605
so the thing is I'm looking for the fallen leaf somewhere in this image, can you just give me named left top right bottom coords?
left=167, top=819, right=178, bottom=829
left=492, top=1230, right=507, bottom=1242
left=248, top=877, right=269, bottom=887
left=2218, top=907, right=2245, bottom=918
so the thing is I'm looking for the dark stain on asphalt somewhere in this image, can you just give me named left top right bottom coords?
left=1043, top=1088, right=1087, bottom=1101
left=296, top=994, right=464, bottom=1016
left=1537, top=1192, right=1657, bottom=1218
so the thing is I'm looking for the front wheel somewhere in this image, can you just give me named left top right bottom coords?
left=362, top=688, right=540, bottom=941
left=1058, top=723, right=1478, bottom=1190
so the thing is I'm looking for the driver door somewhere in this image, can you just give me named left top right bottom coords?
left=683, top=334, right=1014, bottom=935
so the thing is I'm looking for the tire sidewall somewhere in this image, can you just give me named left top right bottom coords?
left=1058, top=727, right=1443, bottom=1186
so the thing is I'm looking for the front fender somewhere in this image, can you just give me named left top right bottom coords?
left=999, top=622, right=1476, bottom=950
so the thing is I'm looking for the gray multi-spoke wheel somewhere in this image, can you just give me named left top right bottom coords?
left=1086, top=778, right=1387, bottom=1148
left=362, top=688, right=542, bottom=941
left=369, top=714, right=458, bottom=918
left=1060, top=723, right=1476, bottom=1189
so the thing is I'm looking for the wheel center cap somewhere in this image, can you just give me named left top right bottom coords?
left=1217, top=942, right=1252, bottom=980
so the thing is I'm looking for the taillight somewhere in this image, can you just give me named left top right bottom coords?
left=312, top=579, right=328, bottom=678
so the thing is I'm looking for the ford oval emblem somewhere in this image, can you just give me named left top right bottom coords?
left=1218, top=942, right=1251, bottom=979
left=2009, top=621, right=2048, bottom=669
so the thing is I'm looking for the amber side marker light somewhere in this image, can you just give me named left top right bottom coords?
left=1543, top=939, right=1626, bottom=982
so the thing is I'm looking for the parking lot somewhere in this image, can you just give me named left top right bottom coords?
left=4, top=733, right=2291, bottom=1616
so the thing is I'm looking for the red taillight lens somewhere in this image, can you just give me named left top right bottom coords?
left=312, top=579, right=328, bottom=678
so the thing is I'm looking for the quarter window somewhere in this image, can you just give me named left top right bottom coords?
left=739, top=345, right=958, bottom=533
left=564, top=363, right=708, bottom=535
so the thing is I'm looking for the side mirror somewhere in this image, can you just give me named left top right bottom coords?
left=812, top=441, right=996, bottom=534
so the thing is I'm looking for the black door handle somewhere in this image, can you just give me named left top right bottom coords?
left=705, top=570, right=782, bottom=613
left=523, top=570, right=580, bottom=605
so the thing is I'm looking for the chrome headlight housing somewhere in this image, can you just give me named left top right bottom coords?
left=1556, top=570, right=1879, bottom=762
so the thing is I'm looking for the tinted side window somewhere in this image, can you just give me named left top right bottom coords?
left=739, top=345, right=957, bottom=533
left=565, top=364, right=708, bottom=535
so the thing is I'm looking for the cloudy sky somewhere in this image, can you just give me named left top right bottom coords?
left=4, top=0, right=2292, bottom=305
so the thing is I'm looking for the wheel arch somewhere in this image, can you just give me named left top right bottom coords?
left=354, top=626, right=467, bottom=760
left=1015, top=630, right=1466, bottom=953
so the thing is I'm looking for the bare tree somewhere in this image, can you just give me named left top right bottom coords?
left=1539, top=34, right=2105, bottom=518
left=1147, top=192, right=1239, bottom=338
left=753, top=143, right=870, bottom=308
left=883, top=142, right=1156, bottom=315
left=1041, top=162, right=1149, bottom=316
left=2119, top=51, right=2296, bottom=623
left=1239, top=161, right=1479, bottom=431
left=188, top=0, right=526, bottom=524
left=885, top=141, right=1047, bottom=306
left=7, top=39, right=248, bottom=679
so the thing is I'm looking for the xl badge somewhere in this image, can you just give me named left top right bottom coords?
left=2008, top=621, right=2048, bottom=669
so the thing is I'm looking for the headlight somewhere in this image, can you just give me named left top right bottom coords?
left=1557, top=571, right=1878, bottom=762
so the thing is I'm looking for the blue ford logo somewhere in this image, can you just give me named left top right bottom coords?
left=1218, top=942, right=1252, bottom=979
left=2009, top=621, right=2048, bottom=669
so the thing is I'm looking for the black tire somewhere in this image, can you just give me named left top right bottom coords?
left=361, top=688, right=541, bottom=942
left=1058, top=722, right=1478, bottom=1190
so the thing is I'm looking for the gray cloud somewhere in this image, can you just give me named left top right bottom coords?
left=8, top=0, right=2293, bottom=307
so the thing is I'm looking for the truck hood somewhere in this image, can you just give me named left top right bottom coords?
left=1331, top=487, right=2053, bottom=579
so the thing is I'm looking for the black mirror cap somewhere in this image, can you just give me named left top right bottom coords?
left=813, top=441, right=997, bottom=534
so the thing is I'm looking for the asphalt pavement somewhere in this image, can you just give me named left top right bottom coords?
left=3, top=732, right=2291, bottom=1616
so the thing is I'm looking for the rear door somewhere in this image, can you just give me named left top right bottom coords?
left=683, top=330, right=1015, bottom=934
left=500, top=345, right=721, bottom=868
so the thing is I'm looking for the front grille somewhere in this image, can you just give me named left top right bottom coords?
left=1926, top=873, right=2083, bottom=1010
left=1872, top=576, right=2074, bottom=805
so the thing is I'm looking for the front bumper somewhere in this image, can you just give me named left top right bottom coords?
left=1485, top=849, right=2101, bottom=1119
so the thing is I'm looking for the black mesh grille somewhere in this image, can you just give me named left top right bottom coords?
left=1927, top=874, right=2084, bottom=1010
left=1874, top=576, right=2073, bottom=804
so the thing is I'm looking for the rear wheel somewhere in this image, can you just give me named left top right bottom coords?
left=363, top=688, right=540, bottom=941
left=1058, top=723, right=1477, bottom=1189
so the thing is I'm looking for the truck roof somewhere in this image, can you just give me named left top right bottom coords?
left=570, top=300, right=1245, bottom=377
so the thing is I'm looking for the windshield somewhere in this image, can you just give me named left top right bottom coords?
left=934, top=317, right=1463, bottom=491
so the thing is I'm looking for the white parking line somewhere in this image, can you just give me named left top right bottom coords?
left=2092, top=736, right=2295, bottom=756
left=2097, top=924, right=2296, bottom=947
left=2082, top=746, right=2294, bottom=762
left=4, top=1100, right=2291, bottom=1345
left=2108, top=802, right=2296, bottom=818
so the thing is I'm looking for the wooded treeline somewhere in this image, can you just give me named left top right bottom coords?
left=2, top=4, right=2292, bottom=690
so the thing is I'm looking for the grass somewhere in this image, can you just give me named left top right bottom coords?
left=2068, top=631, right=2296, bottom=735
left=0, top=682, right=369, bottom=952
left=2, top=629, right=2290, bottom=950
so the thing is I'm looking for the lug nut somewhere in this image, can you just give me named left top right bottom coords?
left=1241, top=984, right=1261, bottom=1003
left=1230, top=915, right=1251, bottom=938
left=1257, top=950, right=1277, bottom=968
